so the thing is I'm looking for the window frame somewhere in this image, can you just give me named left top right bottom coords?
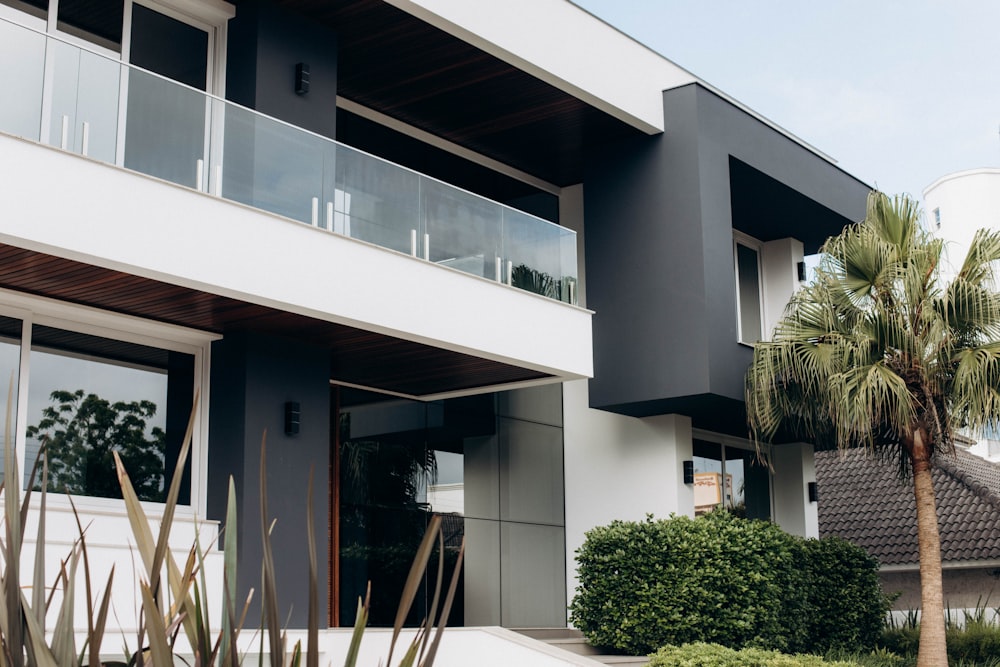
left=733, top=230, right=766, bottom=346
left=0, top=288, right=216, bottom=515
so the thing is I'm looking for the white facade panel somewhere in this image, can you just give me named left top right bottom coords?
left=562, top=379, right=693, bottom=610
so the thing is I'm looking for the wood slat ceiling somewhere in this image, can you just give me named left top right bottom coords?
left=0, top=245, right=549, bottom=396
left=267, top=0, right=642, bottom=186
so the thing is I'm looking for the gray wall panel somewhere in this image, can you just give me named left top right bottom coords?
left=500, top=522, right=567, bottom=627
left=497, top=383, right=563, bottom=427
left=499, top=418, right=564, bottom=526
left=463, top=518, right=501, bottom=626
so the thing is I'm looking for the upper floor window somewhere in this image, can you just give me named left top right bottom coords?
left=933, top=207, right=941, bottom=229
left=734, top=233, right=764, bottom=345
left=0, top=0, right=227, bottom=92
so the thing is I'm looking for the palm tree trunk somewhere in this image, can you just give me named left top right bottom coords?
left=911, top=429, right=947, bottom=667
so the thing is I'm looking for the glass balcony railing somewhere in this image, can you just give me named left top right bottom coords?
left=0, top=16, right=578, bottom=305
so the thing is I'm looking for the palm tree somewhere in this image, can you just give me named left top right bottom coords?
left=745, top=191, right=1000, bottom=667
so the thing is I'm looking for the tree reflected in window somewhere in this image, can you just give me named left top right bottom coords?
left=28, top=389, right=165, bottom=501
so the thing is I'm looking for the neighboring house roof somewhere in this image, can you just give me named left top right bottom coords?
left=815, top=447, right=1000, bottom=568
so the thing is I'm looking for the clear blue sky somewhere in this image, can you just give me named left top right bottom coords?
left=572, top=0, right=1000, bottom=205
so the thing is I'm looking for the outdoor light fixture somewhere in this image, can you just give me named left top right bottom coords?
left=284, top=401, right=301, bottom=435
left=808, top=481, right=818, bottom=503
left=683, top=460, right=694, bottom=485
left=295, top=62, right=310, bottom=95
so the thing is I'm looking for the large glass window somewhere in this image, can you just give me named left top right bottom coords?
left=0, top=306, right=201, bottom=505
left=25, top=325, right=194, bottom=502
left=693, top=439, right=771, bottom=520
left=735, top=238, right=764, bottom=344
left=337, top=389, right=473, bottom=628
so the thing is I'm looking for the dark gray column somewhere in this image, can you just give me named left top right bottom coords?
left=226, top=0, right=338, bottom=139
left=208, top=331, right=331, bottom=627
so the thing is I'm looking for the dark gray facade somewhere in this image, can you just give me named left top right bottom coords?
left=584, top=83, right=869, bottom=432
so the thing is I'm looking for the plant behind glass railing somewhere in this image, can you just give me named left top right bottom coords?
left=0, top=378, right=463, bottom=666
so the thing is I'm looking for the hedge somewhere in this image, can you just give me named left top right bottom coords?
left=569, top=512, right=888, bottom=656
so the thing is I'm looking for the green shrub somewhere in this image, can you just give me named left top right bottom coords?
left=569, top=512, right=809, bottom=655
left=947, top=618, right=1000, bottom=665
left=570, top=513, right=888, bottom=656
left=647, top=642, right=860, bottom=666
left=802, top=537, right=889, bottom=653
left=879, top=618, right=1000, bottom=666
left=824, top=648, right=907, bottom=667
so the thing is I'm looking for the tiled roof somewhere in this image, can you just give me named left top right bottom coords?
left=815, top=447, right=1000, bottom=568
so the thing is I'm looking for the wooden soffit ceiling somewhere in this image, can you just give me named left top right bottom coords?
left=267, top=0, right=642, bottom=186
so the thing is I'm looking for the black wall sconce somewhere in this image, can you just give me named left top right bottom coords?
left=284, top=401, right=301, bottom=436
left=808, top=481, right=818, bottom=503
left=295, top=62, right=310, bottom=95
left=797, top=260, right=807, bottom=282
left=683, top=460, right=694, bottom=485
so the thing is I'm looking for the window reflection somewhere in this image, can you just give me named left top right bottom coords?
left=693, top=439, right=770, bottom=520
left=338, top=388, right=479, bottom=628
left=25, top=325, right=193, bottom=502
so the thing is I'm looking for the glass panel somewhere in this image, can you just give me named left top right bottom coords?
left=57, top=0, right=122, bottom=51
left=427, top=449, right=463, bottom=514
left=46, top=39, right=120, bottom=162
left=737, top=242, right=762, bottom=343
left=0, top=18, right=45, bottom=140
left=335, top=144, right=420, bottom=253
left=222, top=103, right=328, bottom=224
left=505, top=207, right=577, bottom=302
left=338, top=395, right=437, bottom=627
left=124, top=67, right=206, bottom=187
left=24, top=325, right=193, bottom=502
left=422, top=179, right=501, bottom=279
left=693, top=439, right=723, bottom=516
left=726, top=446, right=771, bottom=520
left=337, top=389, right=493, bottom=628
left=0, top=316, right=22, bottom=477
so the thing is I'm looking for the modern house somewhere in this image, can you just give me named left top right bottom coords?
left=924, top=167, right=1000, bottom=277
left=0, top=0, right=870, bottom=655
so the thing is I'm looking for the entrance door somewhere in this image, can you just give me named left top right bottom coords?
left=123, top=2, right=211, bottom=187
